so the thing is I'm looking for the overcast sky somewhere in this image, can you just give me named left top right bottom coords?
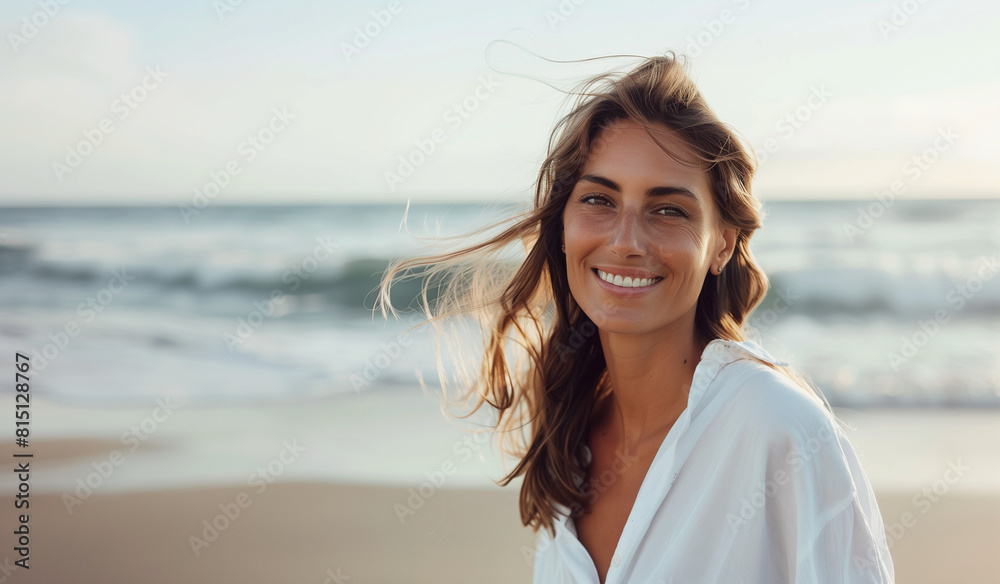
left=1, top=0, right=997, bottom=205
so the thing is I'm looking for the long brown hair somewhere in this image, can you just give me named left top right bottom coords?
left=375, top=51, right=834, bottom=539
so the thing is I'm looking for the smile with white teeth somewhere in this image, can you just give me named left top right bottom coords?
left=595, top=269, right=662, bottom=288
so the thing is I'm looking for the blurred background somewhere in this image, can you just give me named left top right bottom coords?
left=0, top=1, right=998, bottom=583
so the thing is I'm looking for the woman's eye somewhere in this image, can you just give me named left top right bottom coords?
left=656, top=206, right=689, bottom=218
left=579, top=194, right=611, bottom=206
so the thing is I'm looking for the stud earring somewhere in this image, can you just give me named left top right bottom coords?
left=561, top=244, right=566, bottom=253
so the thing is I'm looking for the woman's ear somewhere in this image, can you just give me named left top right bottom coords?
left=717, top=224, right=738, bottom=270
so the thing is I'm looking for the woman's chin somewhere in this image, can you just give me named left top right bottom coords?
left=587, top=315, right=654, bottom=335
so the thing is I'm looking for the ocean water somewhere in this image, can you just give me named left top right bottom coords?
left=0, top=199, right=998, bottom=408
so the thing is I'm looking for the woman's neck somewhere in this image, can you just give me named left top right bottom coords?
left=595, top=325, right=708, bottom=456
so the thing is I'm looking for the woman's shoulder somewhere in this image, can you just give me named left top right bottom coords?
left=713, top=357, right=894, bottom=583
left=718, top=357, right=862, bottom=505
left=720, top=354, right=842, bottom=448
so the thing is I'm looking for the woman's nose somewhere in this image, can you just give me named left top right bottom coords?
left=607, top=208, right=645, bottom=258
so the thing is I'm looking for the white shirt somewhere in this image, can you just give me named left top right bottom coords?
left=531, top=338, right=894, bottom=584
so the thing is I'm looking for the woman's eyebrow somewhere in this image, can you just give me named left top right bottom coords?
left=577, top=174, right=698, bottom=200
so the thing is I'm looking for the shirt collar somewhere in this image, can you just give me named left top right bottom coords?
left=702, top=338, right=790, bottom=367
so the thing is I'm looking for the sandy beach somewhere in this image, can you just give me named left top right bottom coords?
left=2, top=457, right=999, bottom=583
left=1, top=466, right=536, bottom=584
left=1, top=394, right=998, bottom=583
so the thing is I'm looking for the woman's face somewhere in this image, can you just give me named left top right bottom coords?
left=561, top=117, right=736, bottom=336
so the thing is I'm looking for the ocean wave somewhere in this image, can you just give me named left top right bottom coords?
left=7, top=245, right=1000, bottom=317
left=761, top=265, right=1000, bottom=317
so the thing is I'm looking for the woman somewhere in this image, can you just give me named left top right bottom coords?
left=377, top=52, right=894, bottom=583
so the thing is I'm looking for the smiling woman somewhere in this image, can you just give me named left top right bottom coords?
left=376, top=52, right=894, bottom=584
